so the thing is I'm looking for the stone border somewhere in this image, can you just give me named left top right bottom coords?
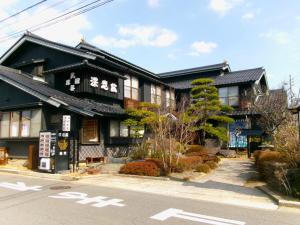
left=257, top=185, right=300, bottom=209
left=0, top=168, right=79, bottom=181
left=0, top=168, right=171, bottom=182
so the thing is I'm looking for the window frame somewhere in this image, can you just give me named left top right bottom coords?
left=218, top=86, right=239, bottom=107
left=109, top=120, right=144, bottom=138
left=151, top=84, right=162, bottom=105
left=124, top=75, right=139, bottom=101
left=165, top=88, right=175, bottom=108
left=0, top=109, right=42, bottom=139
left=81, top=118, right=100, bottom=144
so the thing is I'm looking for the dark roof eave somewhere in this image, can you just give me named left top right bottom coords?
left=44, top=60, right=126, bottom=79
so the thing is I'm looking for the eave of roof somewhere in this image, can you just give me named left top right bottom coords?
left=158, top=62, right=230, bottom=78
left=0, top=33, right=97, bottom=64
left=76, top=42, right=157, bottom=78
left=44, top=60, right=126, bottom=79
left=0, top=65, right=125, bottom=117
left=165, top=67, right=266, bottom=90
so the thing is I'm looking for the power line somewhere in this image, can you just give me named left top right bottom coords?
left=0, top=0, right=48, bottom=24
left=0, top=0, right=113, bottom=42
left=0, top=0, right=90, bottom=31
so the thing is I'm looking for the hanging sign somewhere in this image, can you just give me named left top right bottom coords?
left=89, top=76, right=118, bottom=93
left=62, top=115, right=71, bottom=132
left=65, top=72, right=80, bottom=92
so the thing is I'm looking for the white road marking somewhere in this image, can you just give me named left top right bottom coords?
left=0, top=182, right=42, bottom=191
left=150, top=208, right=246, bottom=225
left=49, top=192, right=125, bottom=208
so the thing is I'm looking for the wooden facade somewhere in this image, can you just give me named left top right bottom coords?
left=0, top=33, right=270, bottom=161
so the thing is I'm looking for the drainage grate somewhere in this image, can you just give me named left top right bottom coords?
left=50, top=185, right=71, bottom=190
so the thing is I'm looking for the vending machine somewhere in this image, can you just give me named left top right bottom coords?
left=38, top=131, right=70, bottom=173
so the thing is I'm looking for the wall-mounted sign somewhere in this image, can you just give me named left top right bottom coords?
left=65, top=72, right=80, bottom=92
left=62, top=115, right=71, bottom=132
left=89, top=76, right=118, bottom=93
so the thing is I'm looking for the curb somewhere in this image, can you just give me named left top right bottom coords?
left=112, top=173, right=170, bottom=181
left=0, top=168, right=79, bottom=181
left=257, top=185, right=300, bottom=209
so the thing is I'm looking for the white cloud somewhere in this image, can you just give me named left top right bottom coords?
left=147, top=0, right=160, bottom=8
left=190, top=41, right=218, bottom=55
left=260, top=30, right=292, bottom=45
left=92, top=24, right=178, bottom=48
left=209, top=0, right=243, bottom=15
left=242, top=12, right=254, bottom=20
left=0, top=1, right=92, bottom=53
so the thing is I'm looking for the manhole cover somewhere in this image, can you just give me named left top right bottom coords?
left=50, top=186, right=71, bottom=190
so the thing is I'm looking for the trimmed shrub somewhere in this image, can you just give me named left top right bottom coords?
left=145, top=158, right=168, bottom=175
left=205, top=161, right=218, bottom=169
left=255, top=150, right=284, bottom=176
left=186, top=145, right=209, bottom=154
left=195, top=164, right=210, bottom=173
left=119, top=161, right=160, bottom=177
left=172, top=156, right=203, bottom=172
left=202, top=155, right=220, bottom=163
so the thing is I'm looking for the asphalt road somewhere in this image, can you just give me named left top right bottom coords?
left=0, top=173, right=299, bottom=225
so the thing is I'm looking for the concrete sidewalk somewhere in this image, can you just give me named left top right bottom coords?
left=79, top=158, right=278, bottom=210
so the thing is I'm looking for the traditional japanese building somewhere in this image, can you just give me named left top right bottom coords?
left=0, top=32, right=271, bottom=167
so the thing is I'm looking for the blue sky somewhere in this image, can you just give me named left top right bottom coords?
left=0, top=0, right=299, bottom=91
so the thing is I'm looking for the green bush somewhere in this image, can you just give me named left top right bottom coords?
left=129, top=142, right=150, bottom=160
left=119, top=161, right=160, bottom=176
left=205, top=161, right=218, bottom=169
left=195, top=164, right=210, bottom=173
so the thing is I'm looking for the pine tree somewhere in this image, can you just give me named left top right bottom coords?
left=188, top=78, right=234, bottom=145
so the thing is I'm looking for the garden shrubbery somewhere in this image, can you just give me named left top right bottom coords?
left=205, top=161, right=218, bottom=169
left=172, top=156, right=203, bottom=172
left=195, top=164, right=211, bottom=173
left=120, top=161, right=160, bottom=177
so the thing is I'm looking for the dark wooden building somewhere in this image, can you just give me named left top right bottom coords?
left=0, top=32, right=272, bottom=164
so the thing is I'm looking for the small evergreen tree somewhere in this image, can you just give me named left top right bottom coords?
left=188, top=78, right=234, bottom=145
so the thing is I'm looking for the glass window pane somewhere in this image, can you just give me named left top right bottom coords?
left=130, top=126, right=144, bottom=138
left=151, top=95, right=156, bottom=104
left=132, top=88, right=139, bottom=100
left=82, top=119, right=99, bottom=143
left=156, top=86, right=161, bottom=95
left=120, top=123, right=129, bottom=137
left=124, top=75, right=131, bottom=87
left=219, top=97, right=227, bottom=105
left=166, top=90, right=170, bottom=99
left=0, top=113, right=10, bottom=138
left=21, top=111, right=31, bottom=137
left=151, top=84, right=156, bottom=94
left=156, top=96, right=161, bottom=105
left=229, top=97, right=239, bottom=106
left=124, top=86, right=131, bottom=98
left=170, top=90, right=175, bottom=100
left=10, top=112, right=20, bottom=137
left=30, top=110, right=41, bottom=137
left=110, top=120, right=119, bottom=137
left=228, top=86, right=238, bottom=97
left=218, top=88, right=227, bottom=97
left=132, top=76, right=139, bottom=88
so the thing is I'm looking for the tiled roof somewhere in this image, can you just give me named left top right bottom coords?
left=158, top=62, right=229, bottom=78
left=255, top=88, right=287, bottom=106
left=214, top=67, right=265, bottom=86
left=43, top=60, right=125, bottom=79
left=76, top=41, right=157, bottom=77
left=166, top=67, right=265, bottom=90
left=0, top=65, right=124, bottom=117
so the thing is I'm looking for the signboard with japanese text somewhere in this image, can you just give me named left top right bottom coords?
left=64, top=70, right=120, bottom=99
left=62, top=115, right=71, bottom=132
